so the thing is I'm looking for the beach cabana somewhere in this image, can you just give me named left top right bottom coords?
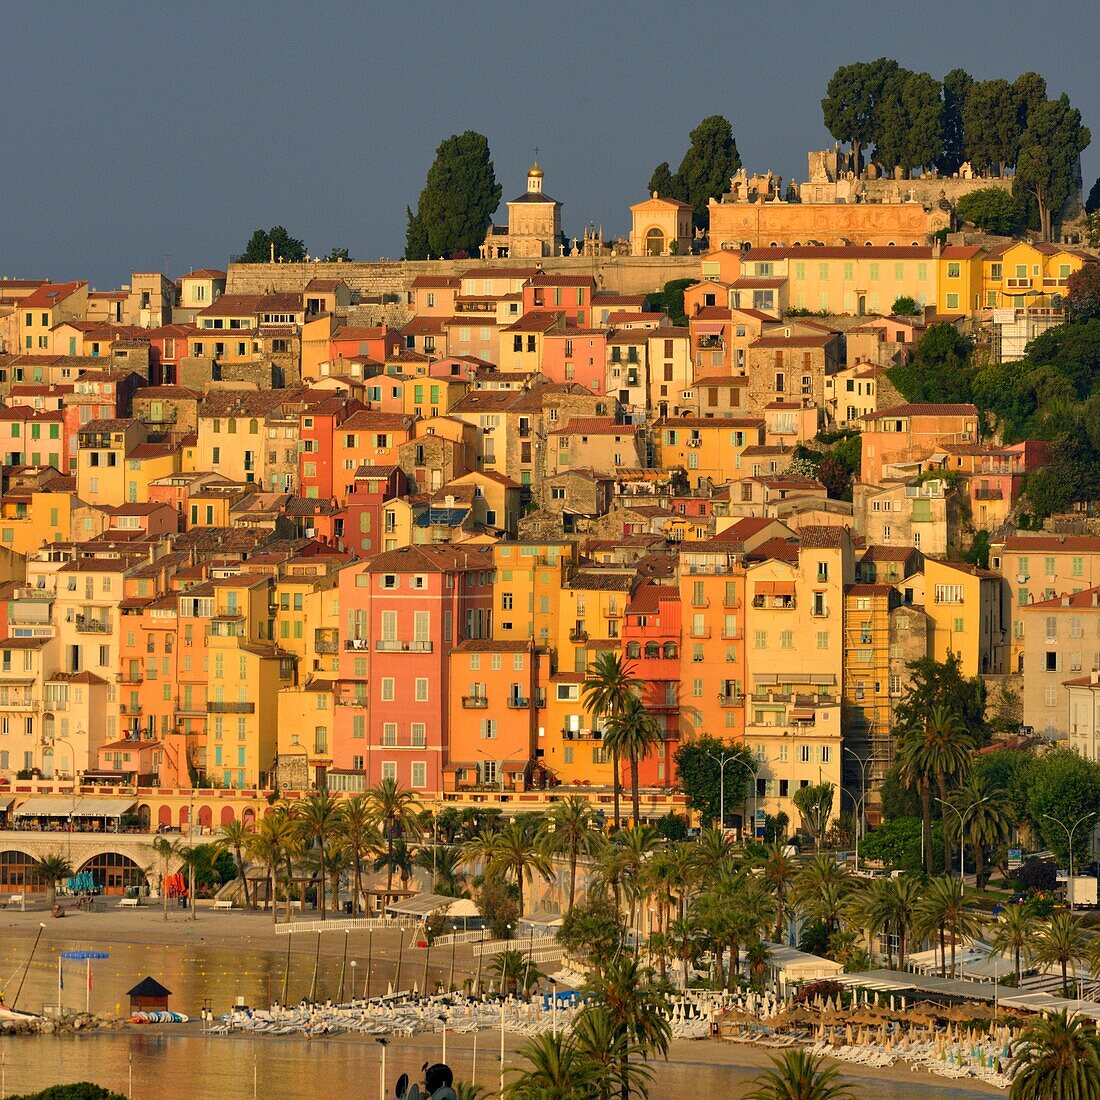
left=127, top=976, right=171, bottom=1012
left=766, top=943, right=844, bottom=993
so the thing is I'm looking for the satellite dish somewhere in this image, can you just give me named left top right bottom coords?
left=394, top=1073, right=410, bottom=1099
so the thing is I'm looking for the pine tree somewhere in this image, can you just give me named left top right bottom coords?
left=404, top=131, right=502, bottom=259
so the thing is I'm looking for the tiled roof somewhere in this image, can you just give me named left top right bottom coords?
left=19, top=281, right=86, bottom=309
left=866, top=402, right=978, bottom=419
left=548, top=418, right=636, bottom=437
left=798, top=525, right=848, bottom=548
left=625, top=583, right=678, bottom=614
left=1001, top=535, right=1100, bottom=552
left=1022, top=586, right=1100, bottom=611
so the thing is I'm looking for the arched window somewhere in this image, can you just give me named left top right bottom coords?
left=663, top=642, right=679, bottom=659
left=228, top=418, right=237, bottom=434
left=645, top=228, right=665, bottom=256
left=626, top=642, right=641, bottom=659
left=249, top=418, right=259, bottom=434
left=644, top=642, right=660, bottom=659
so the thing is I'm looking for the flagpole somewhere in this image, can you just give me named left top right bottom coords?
left=86, top=957, right=90, bottom=1014
left=57, top=955, right=62, bottom=1016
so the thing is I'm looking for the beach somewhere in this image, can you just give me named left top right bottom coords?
left=0, top=906, right=1003, bottom=1098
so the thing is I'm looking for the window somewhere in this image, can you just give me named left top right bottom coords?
left=414, top=678, right=429, bottom=701
left=816, top=631, right=828, bottom=649
left=382, top=724, right=397, bottom=746
left=411, top=723, right=426, bottom=747
left=753, top=630, right=767, bottom=649
left=411, top=762, right=427, bottom=788
left=381, top=677, right=395, bottom=701
left=381, top=762, right=397, bottom=781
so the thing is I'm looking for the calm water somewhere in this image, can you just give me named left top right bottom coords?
left=0, top=937, right=997, bottom=1099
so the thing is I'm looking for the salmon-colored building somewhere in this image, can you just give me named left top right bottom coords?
left=333, top=544, right=495, bottom=794
left=861, top=402, right=980, bottom=484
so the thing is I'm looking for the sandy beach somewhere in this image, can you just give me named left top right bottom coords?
left=0, top=904, right=1003, bottom=1097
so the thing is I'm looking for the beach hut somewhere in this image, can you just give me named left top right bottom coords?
left=127, top=977, right=171, bottom=1012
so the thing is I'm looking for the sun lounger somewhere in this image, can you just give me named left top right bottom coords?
left=118, top=897, right=139, bottom=908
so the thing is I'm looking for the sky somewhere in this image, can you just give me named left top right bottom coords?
left=2, top=0, right=1098, bottom=288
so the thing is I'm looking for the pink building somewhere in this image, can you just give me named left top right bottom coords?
left=541, top=328, right=609, bottom=392
left=522, top=274, right=596, bottom=325
left=334, top=544, right=495, bottom=794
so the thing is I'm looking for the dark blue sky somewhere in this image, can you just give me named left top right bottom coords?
left=3, top=1, right=1097, bottom=287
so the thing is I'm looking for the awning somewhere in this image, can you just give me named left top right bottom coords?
left=754, top=581, right=795, bottom=596
left=766, top=943, right=844, bottom=982
left=693, top=323, right=725, bottom=335
left=0, top=795, right=14, bottom=812
left=790, top=709, right=816, bottom=721
left=14, top=796, right=136, bottom=819
left=384, top=892, right=464, bottom=917
left=447, top=898, right=480, bottom=919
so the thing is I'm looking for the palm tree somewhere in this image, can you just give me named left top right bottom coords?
left=571, top=1004, right=654, bottom=1100
left=584, top=954, right=670, bottom=1100
left=247, top=808, right=299, bottom=923
left=542, top=796, right=605, bottom=915
left=339, top=794, right=379, bottom=915
left=150, top=835, right=186, bottom=921
left=613, top=826, right=662, bottom=940
left=761, top=842, right=797, bottom=942
left=365, top=777, right=419, bottom=906
left=793, top=856, right=852, bottom=942
left=955, top=780, right=1012, bottom=888
left=1034, top=911, right=1091, bottom=997
left=992, top=904, right=1036, bottom=986
left=296, top=788, right=344, bottom=918
left=374, top=838, right=415, bottom=899
left=914, top=875, right=983, bottom=977
left=745, top=939, right=771, bottom=990
left=506, top=1032, right=602, bottom=1100
left=748, top=1050, right=854, bottom=1100
left=480, top=818, right=553, bottom=918
left=490, top=948, right=542, bottom=997
left=898, top=705, right=973, bottom=874
left=691, top=826, right=738, bottom=881
left=1008, top=1010, right=1100, bottom=1100
left=582, top=652, right=640, bottom=830
left=848, top=876, right=919, bottom=969
left=414, top=843, right=467, bottom=897
left=35, top=852, right=73, bottom=907
left=214, top=819, right=254, bottom=909
left=603, top=694, right=662, bottom=829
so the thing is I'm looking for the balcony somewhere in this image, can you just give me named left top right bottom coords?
left=336, top=696, right=368, bottom=708
left=206, top=701, right=256, bottom=714
left=718, top=692, right=742, bottom=708
left=119, top=702, right=142, bottom=715
left=75, top=617, right=110, bottom=634
left=462, top=696, right=489, bottom=709
left=697, top=336, right=725, bottom=350
left=119, top=673, right=144, bottom=686
left=507, top=696, right=530, bottom=709
left=345, top=638, right=370, bottom=651
left=376, top=640, right=433, bottom=653
left=1006, top=277, right=1032, bottom=289
left=974, top=487, right=1003, bottom=500
left=315, top=639, right=339, bottom=655
left=143, top=407, right=178, bottom=425
left=603, top=607, right=622, bottom=619
left=562, top=728, right=601, bottom=740
left=569, top=629, right=589, bottom=642
left=691, top=597, right=710, bottom=608
left=689, top=627, right=711, bottom=639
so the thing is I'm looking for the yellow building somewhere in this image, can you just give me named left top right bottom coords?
left=654, top=416, right=766, bottom=488
left=923, top=557, right=1007, bottom=676
left=842, top=583, right=896, bottom=743
left=742, top=527, right=853, bottom=831
left=646, top=327, right=693, bottom=419
left=0, top=486, right=79, bottom=555
left=981, top=242, right=1094, bottom=312
left=492, top=542, right=576, bottom=648
left=18, top=282, right=88, bottom=354
left=206, top=576, right=296, bottom=789
left=556, top=569, right=632, bottom=675
left=937, top=246, right=985, bottom=315
left=629, top=193, right=694, bottom=256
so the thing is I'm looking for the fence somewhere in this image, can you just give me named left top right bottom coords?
left=274, top=916, right=417, bottom=936
left=472, top=935, right=559, bottom=957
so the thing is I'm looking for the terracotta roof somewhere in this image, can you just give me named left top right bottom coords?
left=866, top=402, right=978, bottom=420
left=548, top=418, right=637, bottom=437
left=798, top=525, right=848, bottom=548
left=365, top=543, right=494, bottom=574
left=1001, top=535, right=1100, bottom=552
left=1022, top=586, right=1100, bottom=611
left=845, top=583, right=896, bottom=596
left=625, top=583, right=678, bottom=614
left=526, top=274, right=595, bottom=288
left=751, top=334, right=836, bottom=348
left=18, top=281, right=86, bottom=309
left=183, top=269, right=226, bottom=280
left=411, top=275, right=461, bottom=289
left=746, top=536, right=800, bottom=563
left=860, top=545, right=919, bottom=562
left=741, top=246, right=933, bottom=260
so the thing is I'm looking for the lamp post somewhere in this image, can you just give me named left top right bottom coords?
left=45, top=735, right=78, bottom=860
left=840, top=785, right=866, bottom=873
left=936, top=795, right=990, bottom=882
left=1043, top=811, right=1098, bottom=911
left=842, top=745, right=871, bottom=850
left=374, top=1037, right=388, bottom=1100
left=704, top=749, right=743, bottom=834
left=739, top=754, right=762, bottom=842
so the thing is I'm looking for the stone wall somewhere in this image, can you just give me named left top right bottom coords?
left=226, top=254, right=700, bottom=301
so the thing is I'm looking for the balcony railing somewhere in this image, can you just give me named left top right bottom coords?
left=569, top=629, right=589, bottom=642
left=462, top=696, right=489, bottom=709
left=345, top=638, right=369, bottom=651
left=315, top=640, right=339, bottom=654
left=207, top=701, right=256, bottom=714
left=376, top=640, right=433, bottom=653
left=119, top=674, right=144, bottom=685
left=507, top=697, right=530, bottom=709
left=718, top=692, right=742, bottom=707
left=75, top=618, right=110, bottom=634
left=974, top=487, right=1003, bottom=500
left=689, top=627, right=711, bottom=639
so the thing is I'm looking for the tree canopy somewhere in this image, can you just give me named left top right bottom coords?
left=647, top=116, right=741, bottom=232
left=673, top=735, right=754, bottom=827
left=239, top=226, right=307, bottom=264
left=955, top=188, right=1027, bottom=236
left=820, top=62, right=1087, bottom=215
left=404, top=131, right=502, bottom=259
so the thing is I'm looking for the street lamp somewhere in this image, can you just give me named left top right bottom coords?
left=1043, top=811, right=1098, bottom=911
left=739, top=754, right=762, bottom=842
left=840, top=785, right=866, bottom=873
left=843, top=746, right=871, bottom=847
left=936, top=795, right=990, bottom=882
left=44, top=735, right=77, bottom=860
left=704, top=749, right=743, bottom=833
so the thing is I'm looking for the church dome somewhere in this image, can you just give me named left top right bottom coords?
left=528, top=161, right=544, bottom=179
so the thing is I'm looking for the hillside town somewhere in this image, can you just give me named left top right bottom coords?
left=0, top=137, right=1095, bottom=847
